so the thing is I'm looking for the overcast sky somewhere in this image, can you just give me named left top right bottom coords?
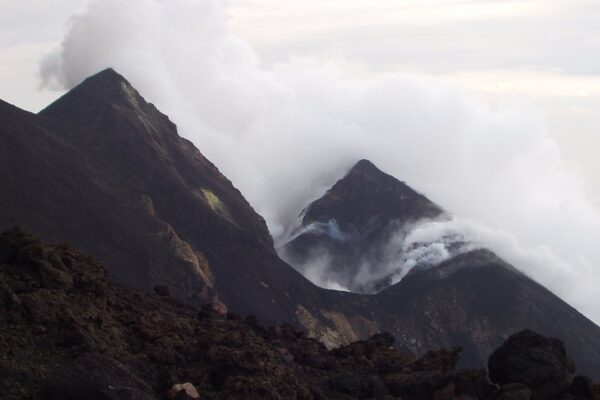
left=2, top=0, right=600, bottom=197
left=229, top=0, right=600, bottom=198
left=2, top=0, right=600, bottom=322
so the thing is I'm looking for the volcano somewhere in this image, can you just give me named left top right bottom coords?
left=281, top=160, right=600, bottom=375
left=2, top=69, right=600, bottom=377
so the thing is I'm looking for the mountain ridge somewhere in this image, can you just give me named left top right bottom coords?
left=281, top=158, right=600, bottom=377
left=1, top=68, right=380, bottom=349
left=3, top=68, right=600, bottom=378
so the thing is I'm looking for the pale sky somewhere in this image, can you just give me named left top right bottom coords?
left=2, top=0, right=599, bottom=200
left=228, top=0, right=600, bottom=201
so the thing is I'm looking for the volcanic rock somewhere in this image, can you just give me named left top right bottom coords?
left=488, top=330, right=576, bottom=399
left=568, top=375, right=600, bottom=399
left=0, top=228, right=492, bottom=399
left=489, top=383, right=532, bottom=400
left=38, top=353, right=155, bottom=400
left=2, top=228, right=600, bottom=399
left=282, top=160, right=600, bottom=378
left=167, top=382, right=200, bottom=399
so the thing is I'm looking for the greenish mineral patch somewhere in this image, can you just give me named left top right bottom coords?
left=200, top=188, right=234, bottom=223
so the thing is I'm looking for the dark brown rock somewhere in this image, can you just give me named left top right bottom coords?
left=416, top=348, right=462, bottom=373
left=568, top=375, right=600, bottom=399
left=488, top=330, right=576, bottom=399
left=6, top=228, right=569, bottom=400
left=451, top=368, right=496, bottom=399
left=167, top=383, right=200, bottom=399
left=154, top=285, right=171, bottom=297
left=328, top=373, right=374, bottom=398
left=38, top=353, right=155, bottom=400
left=1, top=278, right=20, bottom=309
left=489, top=383, right=532, bottom=400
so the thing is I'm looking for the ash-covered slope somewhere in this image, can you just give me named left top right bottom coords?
left=283, top=160, right=600, bottom=377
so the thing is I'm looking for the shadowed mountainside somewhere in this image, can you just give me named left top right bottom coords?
left=0, top=70, right=371, bottom=340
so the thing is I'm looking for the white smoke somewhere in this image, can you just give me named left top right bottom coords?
left=39, top=0, right=600, bottom=324
left=281, top=217, right=476, bottom=293
left=284, top=247, right=352, bottom=293
left=378, top=219, right=475, bottom=286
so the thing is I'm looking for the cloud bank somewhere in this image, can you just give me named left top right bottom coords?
left=39, top=0, right=600, bottom=323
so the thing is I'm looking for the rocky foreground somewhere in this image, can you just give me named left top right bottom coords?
left=0, top=227, right=598, bottom=400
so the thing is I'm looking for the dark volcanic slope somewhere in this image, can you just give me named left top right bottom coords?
left=374, top=249, right=600, bottom=377
left=300, top=159, right=443, bottom=229
left=283, top=160, right=600, bottom=378
left=3, top=229, right=600, bottom=400
left=282, top=159, right=445, bottom=292
left=1, top=70, right=389, bottom=350
left=0, top=228, right=499, bottom=400
left=1, top=70, right=345, bottom=329
left=36, top=68, right=293, bottom=318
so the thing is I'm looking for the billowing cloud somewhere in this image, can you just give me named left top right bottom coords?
left=39, top=0, right=600, bottom=324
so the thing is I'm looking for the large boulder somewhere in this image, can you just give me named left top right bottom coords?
left=488, top=330, right=575, bottom=399
left=568, top=375, right=600, bottom=399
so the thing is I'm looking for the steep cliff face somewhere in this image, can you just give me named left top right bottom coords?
left=0, top=70, right=384, bottom=347
left=1, top=70, right=342, bottom=326
left=1, top=91, right=220, bottom=308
